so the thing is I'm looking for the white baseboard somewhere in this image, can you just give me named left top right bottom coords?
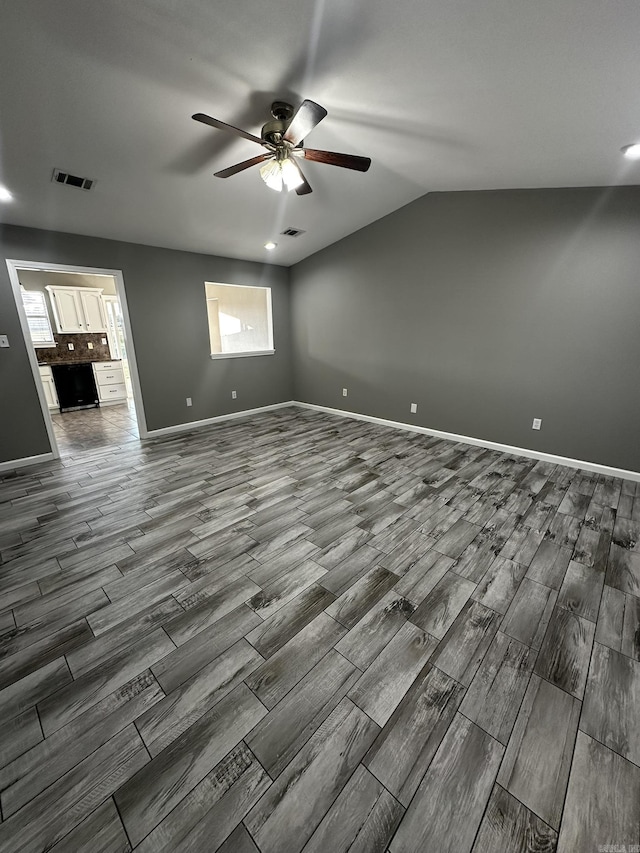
left=145, top=401, right=296, bottom=438
left=0, top=452, right=55, bottom=473
left=294, top=402, right=640, bottom=483
left=4, top=402, right=637, bottom=483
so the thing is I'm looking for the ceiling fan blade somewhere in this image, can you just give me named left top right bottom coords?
left=193, top=113, right=267, bottom=147
left=293, top=161, right=313, bottom=195
left=302, top=148, right=371, bottom=172
left=283, top=100, right=327, bottom=146
left=214, top=153, right=273, bottom=179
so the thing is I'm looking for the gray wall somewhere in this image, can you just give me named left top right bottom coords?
left=4, top=188, right=640, bottom=472
left=291, top=187, right=640, bottom=472
left=0, top=224, right=292, bottom=463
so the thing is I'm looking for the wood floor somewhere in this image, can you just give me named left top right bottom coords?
left=0, top=406, right=639, bottom=852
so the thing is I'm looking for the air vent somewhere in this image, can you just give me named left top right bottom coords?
left=52, top=169, right=95, bottom=191
left=280, top=227, right=306, bottom=238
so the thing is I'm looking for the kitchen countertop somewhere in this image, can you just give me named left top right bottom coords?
left=38, top=359, right=122, bottom=366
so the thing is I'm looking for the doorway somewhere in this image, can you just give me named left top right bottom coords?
left=6, top=260, right=147, bottom=458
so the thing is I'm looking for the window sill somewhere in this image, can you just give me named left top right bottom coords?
left=210, top=349, right=275, bottom=360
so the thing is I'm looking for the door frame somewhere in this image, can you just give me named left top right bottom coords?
left=5, top=259, right=148, bottom=459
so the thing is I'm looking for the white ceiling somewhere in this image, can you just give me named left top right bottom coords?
left=17, top=269, right=117, bottom=295
left=1, top=0, right=639, bottom=267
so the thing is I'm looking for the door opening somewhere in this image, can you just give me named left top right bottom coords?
left=6, top=260, right=147, bottom=459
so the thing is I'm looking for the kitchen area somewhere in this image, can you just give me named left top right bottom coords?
left=19, top=268, right=139, bottom=455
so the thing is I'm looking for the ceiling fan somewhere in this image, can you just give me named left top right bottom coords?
left=192, top=100, right=371, bottom=195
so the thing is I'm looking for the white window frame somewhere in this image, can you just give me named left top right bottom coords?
left=21, top=287, right=56, bottom=348
left=205, top=281, right=275, bottom=360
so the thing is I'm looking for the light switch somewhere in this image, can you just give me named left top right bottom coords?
left=0, top=334, right=9, bottom=348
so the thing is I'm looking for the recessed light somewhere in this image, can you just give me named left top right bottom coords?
left=264, top=241, right=277, bottom=250
left=621, top=143, right=640, bottom=160
left=0, top=185, right=13, bottom=202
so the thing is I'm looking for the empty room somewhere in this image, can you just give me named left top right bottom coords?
left=1, top=1, right=640, bottom=851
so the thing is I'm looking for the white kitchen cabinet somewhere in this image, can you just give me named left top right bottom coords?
left=79, top=289, right=108, bottom=332
left=46, top=286, right=108, bottom=334
left=92, top=361, right=127, bottom=404
left=38, top=365, right=59, bottom=410
left=47, top=287, right=83, bottom=332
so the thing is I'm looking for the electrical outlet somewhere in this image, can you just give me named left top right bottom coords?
left=231, top=390, right=237, bottom=399
left=532, top=417, right=542, bottom=430
left=186, top=397, right=192, bottom=407
left=342, top=388, right=348, bottom=397
left=410, top=403, right=418, bottom=414
left=101, top=338, right=107, bottom=345
left=67, top=343, right=74, bottom=351
left=87, top=342, right=94, bottom=349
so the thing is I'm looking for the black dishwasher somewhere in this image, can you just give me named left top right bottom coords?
left=52, top=363, right=99, bottom=412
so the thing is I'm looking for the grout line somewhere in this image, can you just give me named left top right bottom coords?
left=133, top=719, right=154, bottom=764
left=112, top=793, right=136, bottom=850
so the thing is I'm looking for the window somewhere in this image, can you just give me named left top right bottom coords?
left=21, top=287, right=56, bottom=347
left=205, top=282, right=274, bottom=358
left=103, top=295, right=126, bottom=361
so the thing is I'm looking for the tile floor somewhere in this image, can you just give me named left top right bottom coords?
left=51, top=402, right=139, bottom=456
left=0, top=407, right=639, bottom=852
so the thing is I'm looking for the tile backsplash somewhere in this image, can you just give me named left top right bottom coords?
left=37, top=333, right=114, bottom=364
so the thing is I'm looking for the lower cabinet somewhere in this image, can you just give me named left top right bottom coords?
left=39, top=361, right=127, bottom=409
left=38, top=366, right=59, bottom=410
left=92, top=361, right=127, bottom=404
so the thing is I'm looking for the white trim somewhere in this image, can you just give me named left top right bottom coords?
left=205, top=280, right=274, bottom=355
left=5, top=263, right=61, bottom=459
left=209, top=349, right=275, bottom=360
left=5, top=259, right=149, bottom=453
left=293, top=402, right=640, bottom=483
left=145, top=402, right=295, bottom=438
left=111, top=268, right=148, bottom=438
left=3, top=393, right=636, bottom=483
left=0, top=453, right=54, bottom=473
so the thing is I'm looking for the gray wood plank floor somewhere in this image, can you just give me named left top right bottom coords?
left=1, top=406, right=639, bottom=851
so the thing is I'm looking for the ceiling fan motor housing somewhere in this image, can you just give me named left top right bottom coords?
left=262, top=101, right=295, bottom=144
left=261, top=118, right=287, bottom=144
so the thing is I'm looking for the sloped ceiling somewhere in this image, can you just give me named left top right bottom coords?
left=1, top=0, right=639, bottom=266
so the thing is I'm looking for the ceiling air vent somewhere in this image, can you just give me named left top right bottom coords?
left=280, top=227, right=306, bottom=238
left=51, top=169, right=95, bottom=191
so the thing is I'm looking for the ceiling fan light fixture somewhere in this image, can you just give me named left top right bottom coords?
left=260, top=159, right=283, bottom=192
left=621, top=143, right=640, bottom=160
left=281, top=157, right=304, bottom=191
left=259, top=156, right=303, bottom=193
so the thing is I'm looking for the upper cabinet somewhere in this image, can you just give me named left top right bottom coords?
left=47, top=287, right=83, bottom=332
left=46, top=286, right=108, bottom=334
left=78, top=289, right=107, bottom=332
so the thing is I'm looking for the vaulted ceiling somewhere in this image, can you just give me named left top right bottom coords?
left=1, top=0, right=639, bottom=266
